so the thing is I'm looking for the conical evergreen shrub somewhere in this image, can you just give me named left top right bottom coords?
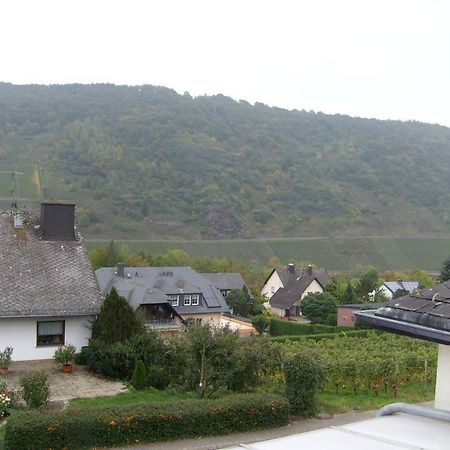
left=131, top=360, right=148, bottom=390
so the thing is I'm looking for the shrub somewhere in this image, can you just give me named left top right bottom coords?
left=53, top=344, right=76, bottom=366
left=86, top=334, right=169, bottom=383
left=283, top=352, right=325, bottom=416
left=251, top=314, right=271, bottom=335
left=270, top=329, right=378, bottom=343
left=300, top=293, right=337, bottom=324
left=19, top=372, right=50, bottom=409
left=131, top=360, right=147, bottom=390
left=74, top=346, right=91, bottom=365
left=0, top=347, right=13, bottom=369
left=4, top=393, right=289, bottom=450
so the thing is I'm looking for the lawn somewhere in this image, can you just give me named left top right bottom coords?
left=69, top=381, right=434, bottom=415
left=68, top=387, right=195, bottom=410
left=317, top=381, right=435, bottom=414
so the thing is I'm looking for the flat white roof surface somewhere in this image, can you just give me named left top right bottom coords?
left=223, top=413, right=450, bottom=450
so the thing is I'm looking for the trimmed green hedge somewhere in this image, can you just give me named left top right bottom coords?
left=270, top=329, right=380, bottom=343
left=269, top=318, right=352, bottom=336
left=4, top=393, right=289, bottom=450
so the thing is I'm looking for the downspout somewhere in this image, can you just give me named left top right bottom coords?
left=377, top=402, right=450, bottom=422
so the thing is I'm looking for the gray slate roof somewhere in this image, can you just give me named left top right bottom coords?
left=95, top=266, right=230, bottom=315
left=355, top=281, right=450, bottom=344
left=201, top=273, right=246, bottom=291
left=0, top=213, right=102, bottom=318
left=269, top=267, right=329, bottom=310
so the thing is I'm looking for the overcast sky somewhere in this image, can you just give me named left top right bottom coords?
left=1, top=0, right=449, bottom=126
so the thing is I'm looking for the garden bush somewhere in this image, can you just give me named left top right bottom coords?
left=270, top=329, right=377, bottom=343
left=269, top=318, right=353, bottom=337
left=131, top=360, right=147, bottom=390
left=283, top=352, right=325, bottom=416
left=86, top=333, right=171, bottom=385
left=4, top=393, right=289, bottom=450
left=19, top=371, right=50, bottom=409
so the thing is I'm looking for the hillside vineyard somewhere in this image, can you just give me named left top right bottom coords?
left=1, top=82, right=450, bottom=239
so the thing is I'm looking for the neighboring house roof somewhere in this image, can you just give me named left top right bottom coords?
left=356, top=281, right=450, bottom=344
left=95, top=266, right=230, bottom=315
left=383, top=281, right=419, bottom=295
left=201, top=272, right=246, bottom=291
left=269, top=267, right=328, bottom=310
left=0, top=211, right=102, bottom=318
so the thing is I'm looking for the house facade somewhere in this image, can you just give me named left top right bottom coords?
left=0, top=204, right=102, bottom=361
left=95, top=266, right=230, bottom=326
left=262, top=264, right=329, bottom=318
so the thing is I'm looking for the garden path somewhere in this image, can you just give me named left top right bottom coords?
left=1, top=360, right=126, bottom=401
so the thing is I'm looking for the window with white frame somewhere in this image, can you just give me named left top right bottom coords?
left=37, top=320, right=65, bottom=346
left=192, top=294, right=200, bottom=305
left=168, top=294, right=179, bottom=307
left=183, top=294, right=192, bottom=306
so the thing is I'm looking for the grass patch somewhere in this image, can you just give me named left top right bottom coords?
left=318, top=381, right=435, bottom=414
left=68, top=387, right=195, bottom=410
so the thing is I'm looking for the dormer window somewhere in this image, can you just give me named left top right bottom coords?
left=192, top=294, right=199, bottom=305
left=184, top=294, right=192, bottom=306
left=168, top=294, right=179, bottom=307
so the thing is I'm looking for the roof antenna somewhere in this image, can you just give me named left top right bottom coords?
left=0, top=171, right=24, bottom=213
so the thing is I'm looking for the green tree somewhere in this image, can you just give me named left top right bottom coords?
left=440, top=256, right=450, bottom=282
left=300, top=293, right=337, bottom=324
left=356, top=267, right=379, bottom=301
left=251, top=314, right=271, bottom=335
left=131, top=360, right=148, bottom=390
left=342, top=281, right=358, bottom=304
left=393, top=288, right=409, bottom=299
left=92, top=287, right=144, bottom=344
left=226, top=287, right=252, bottom=317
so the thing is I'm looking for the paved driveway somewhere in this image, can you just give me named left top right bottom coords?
left=1, top=360, right=126, bottom=401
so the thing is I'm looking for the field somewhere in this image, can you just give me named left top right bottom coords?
left=86, top=235, right=450, bottom=271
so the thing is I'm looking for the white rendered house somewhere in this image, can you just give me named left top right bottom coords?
left=0, top=204, right=102, bottom=361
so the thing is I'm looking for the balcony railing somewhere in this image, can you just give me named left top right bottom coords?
left=144, top=318, right=181, bottom=330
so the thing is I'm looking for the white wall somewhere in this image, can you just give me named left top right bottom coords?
left=379, top=285, right=393, bottom=300
left=180, top=312, right=222, bottom=326
left=435, top=344, right=450, bottom=410
left=261, top=271, right=284, bottom=299
left=300, top=279, right=324, bottom=300
left=0, top=316, right=95, bottom=361
left=270, top=306, right=285, bottom=317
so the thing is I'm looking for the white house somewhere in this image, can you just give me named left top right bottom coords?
left=371, top=280, right=419, bottom=300
left=262, top=264, right=329, bottom=318
left=0, top=204, right=102, bottom=361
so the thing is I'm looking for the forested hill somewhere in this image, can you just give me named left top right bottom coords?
left=1, top=82, right=450, bottom=239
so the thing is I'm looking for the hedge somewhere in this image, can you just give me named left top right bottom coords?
left=270, top=329, right=381, bottom=343
left=4, top=393, right=289, bottom=450
left=269, top=318, right=352, bottom=336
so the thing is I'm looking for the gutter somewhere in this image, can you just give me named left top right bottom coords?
left=377, top=402, right=450, bottom=423
left=354, top=310, right=450, bottom=345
